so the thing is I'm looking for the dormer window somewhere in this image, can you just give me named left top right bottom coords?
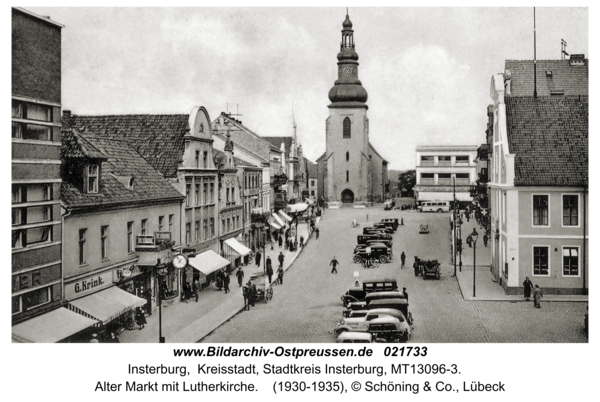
left=88, top=164, right=99, bottom=193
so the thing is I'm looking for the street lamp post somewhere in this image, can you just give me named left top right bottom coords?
left=470, top=228, right=479, bottom=297
left=155, top=259, right=168, bottom=343
left=457, top=217, right=463, bottom=273
left=453, top=177, right=457, bottom=277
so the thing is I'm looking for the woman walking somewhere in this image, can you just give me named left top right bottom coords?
left=533, top=285, right=543, bottom=308
left=523, top=277, right=534, bottom=301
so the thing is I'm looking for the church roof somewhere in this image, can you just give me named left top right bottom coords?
left=505, top=95, right=587, bottom=187
left=505, top=59, right=588, bottom=97
left=368, top=142, right=388, bottom=164
left=262, top=136, right=294, bottom=159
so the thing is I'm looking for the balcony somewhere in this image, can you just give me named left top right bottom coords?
left=135, top=232, right=173, bottom=252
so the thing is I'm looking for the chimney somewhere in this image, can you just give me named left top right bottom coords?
left=570, top=54, right=585, bottom=66
left=63, top=110, right=71, bottom=120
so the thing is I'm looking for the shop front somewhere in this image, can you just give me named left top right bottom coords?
left=222, top=238, right=252, bottom=268
left=188, top=250, right=230, bottom=289
left=12, top=307, right=98, bottom=343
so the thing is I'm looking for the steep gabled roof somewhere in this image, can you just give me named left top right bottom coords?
left=63, top=114, right=189, bottom=178
left=506, top=95, right=588, bottom=187
left=217, top=114, right=281, bottom=152
left=368, top=142, right=388, bottom=163
left=307, top=162, right=318, bottom=178
left=61, top=131, right=184, bottom=208
left=505, top=59, right=588, bottom=97
left=262, top=136, right=294, bottom=159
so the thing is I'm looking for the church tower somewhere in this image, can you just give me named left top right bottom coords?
left=324, top=12, right=370, bottom=203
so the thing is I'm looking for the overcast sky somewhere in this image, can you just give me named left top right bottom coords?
left=26, top=6, right=588, bottom=170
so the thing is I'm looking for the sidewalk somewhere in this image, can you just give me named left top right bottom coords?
left=119, top=215, right=320, bottom=343
left=454, top=264, right=589, bottom=302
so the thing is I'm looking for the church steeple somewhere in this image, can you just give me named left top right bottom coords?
left=328, top=11, right=368, bottom=109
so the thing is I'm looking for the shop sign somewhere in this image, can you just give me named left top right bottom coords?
left=65, top=271, right=113, bottom=300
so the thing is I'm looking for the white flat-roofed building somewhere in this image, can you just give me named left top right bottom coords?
left=413, top=145, right=478, bottom=205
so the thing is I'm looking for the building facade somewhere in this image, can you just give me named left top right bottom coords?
left=413, top=145, right=478, bottom=206
left=318, top=13, right=388, bottom=204
left=488, top=56, right=588, bottom=295
left=12, top=8, right=65, bottom=326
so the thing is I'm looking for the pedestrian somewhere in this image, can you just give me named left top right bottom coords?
left=278, top=236, right=283, bottom=249
left=330, top=256, right=339, bottom=274
left=255, top=250, right=262, bottom=267
left=277, top=266, right=284, bottom=284
left=236, top=267, right=244, bottom=287
left=108, top=331, right=120, bottom=343
left=483, top=234, right=489, bottom=247
left=533, top=284, right=543, bottom=308
left=523, top=277, right=533, bottom=301
left=400, top=252, right=406, bottom=269
left=266, top=263, right=273, bottom=284
left=300, top=235, right=304, bottom=248
left=400, top=218, right=404, bottom=227
left=242, top=283, right=249, bottom=310
left=315, top=227, right=319, bottom=238
left=294, top=239, right=298, bottom=250
left=402, top=287, right=409, bottom=301
left=223, top=272, right=230, bottom=294
left=192, top=279, right=200, bottom=302
left=249, top=283, right=257, bottom=306
left=216, top=270, right=223, bottom=291
left=413, top=260, right=420, bottom=277
left=278, top=252, right=285, bottom=269
left=284, top=237, right=288, bottom=250
left=183, top=282, right=191, bottom=303
left=135, top=307, right=147, bottom=329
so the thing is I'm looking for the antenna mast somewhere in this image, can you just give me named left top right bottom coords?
left=533, top=7, right=537, bottom=98
left=561, top=39, right=569, bottom=60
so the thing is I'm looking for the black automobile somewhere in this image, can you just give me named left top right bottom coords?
left=380, top=219, right=399, bottom=230
left=357, top=235, right=393, bottom=248
left=353, top=242, right=392, bottom=264
left=374, top=222, right=395, bottom=232
left=363, top=227, right=393, bottom=237
left=341, top=278, right=398, bottom=305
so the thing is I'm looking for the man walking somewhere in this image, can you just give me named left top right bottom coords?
left=255, top=250, right=262, bottom=267
left=278, top=252, right=285, bottom=269
left=299, top=235, right=304, bottom=248
left=236, top=267, right=244, bottom=287
left=278, top=236, right=283, bottom=249
left=330, top=256, right=339, bottom=274
left=192, top=279, right=200, bottom=303
left=266, top=262, right=273, bottom=284
left=223, top=272, right=230, bottom=294
left=277, top=266, right=284, bottom=284
left=483, top=234, right=489, bottom=247
left=400, top=252, right=406, bottom=269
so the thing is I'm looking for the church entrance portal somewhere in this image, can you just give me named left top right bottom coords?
left=341, top=189, right=354, bottom=203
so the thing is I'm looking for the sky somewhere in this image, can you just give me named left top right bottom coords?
left=23, top=6, right=589, bottom=170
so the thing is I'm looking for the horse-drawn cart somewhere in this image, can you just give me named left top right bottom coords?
left=250, top=272, right=273, bottom=303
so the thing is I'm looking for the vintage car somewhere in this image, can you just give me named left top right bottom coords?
left=374, top=221, right=396, bottom=232
left=419, top=259, right=441, bottom=280
left=345, top=299, right=413, bottom=326
left=353, top=243, right=392, bottom=264
left=366, top=316, right=410, bottom=342
left=336, top=308, right=411, bottom=342
left=363, top=226, right=394, bottom=235
left=347, top=291, right=406, bottom=308
left=383, top=201, right=395, bottom=211
left=336, top=332, right=373, bottom=343
left=419, top=224, right=429, bottom=234
left=380, top=218, right=399, bottom=230
left=357, top=234, right=393, bottom=246
left=354, top=240, right=393, bottom=252
left=341, top=279, right=398, bottom=305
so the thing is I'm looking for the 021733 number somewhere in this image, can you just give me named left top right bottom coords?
left=384, top=346, right=427, bottom=357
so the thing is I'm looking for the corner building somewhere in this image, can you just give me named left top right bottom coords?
left=320, top=13, right=388, bottom=204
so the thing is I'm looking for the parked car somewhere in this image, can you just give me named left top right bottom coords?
left=354, top=240, right=393, bottom=253
left=346, top=298, right=413, bottom=326
left=336, top=308, right=411, bottom=341
left=341, top=279, right=399, bottom=305
left=357, top=234, right=393, bottom=246
left=419, top=224, right=429, bottom=234
left=367, top=316, right=410, bottom=342
left=363, top=227, right=394, bottom=235
left=336, top=332, right=373, bottom=343
left=374, top=222, right=395, bottom=232
left=380, top=218, right=399, bottom=230
left=353, top=243, right=392, bottom=264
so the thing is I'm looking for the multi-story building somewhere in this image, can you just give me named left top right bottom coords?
left=413, top=145, right=478, bottom=206
left=12, top=8, right=70, bottom=341
left=60, top=130, right=183, bottom=325
left=487, top=56, right=588, bottom=295
left=307, top=161, right=318, bottom=200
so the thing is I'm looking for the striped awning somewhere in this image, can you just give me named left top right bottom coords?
left=272, top=213, right=285, bottom=227
left=12, top=307, right=98, bottom=343
left=68, top=286, right=147, bottom=326
left=269, top=221, right=282, bottom=230
left=278, top=211, right=293, bottom=222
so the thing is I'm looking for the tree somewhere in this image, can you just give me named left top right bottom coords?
left=397, top=170, right=416, bottom=197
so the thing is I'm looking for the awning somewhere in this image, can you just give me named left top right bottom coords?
left=224, top=238, right=251, bottom=257
left=12, top=307, right=98, bottom=343
left=269, top=221, right=282, bottom=230
left=272, top=213, right=285, bottom=227
left=287, top=203, right=308, bottom=213
left=278, top=211, right=293, bottom=222
left=188, top=250, right=230, bottom=275
left=68, top=286, right=147, bottom=325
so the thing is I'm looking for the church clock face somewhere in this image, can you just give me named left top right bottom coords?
left=341, top=66, right=354, bottom=78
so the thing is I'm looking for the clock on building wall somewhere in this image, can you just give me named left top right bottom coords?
left=341, top=66, right=354, bottom=78
left=172, top=254, right=188, bottom=269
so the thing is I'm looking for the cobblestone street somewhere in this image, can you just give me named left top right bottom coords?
left=202, top=206, right=588, bottom=343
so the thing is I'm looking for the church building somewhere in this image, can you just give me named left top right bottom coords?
left=317, top=13, right=389, bottom=205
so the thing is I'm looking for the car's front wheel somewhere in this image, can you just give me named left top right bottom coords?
left=379, top=255, right=389, bottom=264
left=353, top=255, right=362, bottom=264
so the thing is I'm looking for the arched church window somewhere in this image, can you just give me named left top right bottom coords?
left=346, top=152, right=349, bottom=161
left=343, top=117, right=351, bottom=138
left=346, top=170, right=349, bottom=182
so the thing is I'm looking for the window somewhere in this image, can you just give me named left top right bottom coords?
left=186, top=223, right=191, bottom=244
left=222, top=219, right=225, bottom=233
left=563, top=247, right=579, bottom=276
left=195, top=221, right=199, bottom=242
left=245, top=176, right=247, bottom=189
left=12, top=230, right=23, bottom=249
left=27, top=226, right=51, bottom=245
left=186, top=184, right=191, bottom=207
left=563, top=195, right=579, bottom=226
left=203, top=219, right=208, bottom=240
left=158, top=216, right=164, bottom=231
left=421, top=173, right=434, bottom=179
left=343, top=117, right=351, bottom=138
left=13, top=101, right=52, bottom=121
left=227, top=218, right=231, bottom=233
left=226, top=188, right=230, bottom=203
left=456, top=155, right=469, bottom=163
left=12, top=123, right=52, bottom=141
left=168, top=215, right=174, bottom=233
left=210, top=218, right=214, bottom=237
left=21, top=286, right=51, bottom=312
left=203, top=184, right=207, bottom=204
left=203, top=151, right=208, bottom=168
left=195, top=185, right=199, bottom=206
left=439, top=156, right=451, bottom=162
left=420, top=156, right=434, bottom=163
left=533, top=195, right=549, bottom=226
left=195, top=151, right=200, bottom=168
left=231, top=186, right=235, bottom=202
left=311, top=190, right=315, bottom=196
left=12, top=185, right=23, bottom=203
left=141, top=219, right=147, bottom=235
left=346, top=152, right=349, bottom=161
left=127, top=222, right=134, bottom=253
left=79, top=229, right=87, bottom=264
left=456, top=173, right=470, bottom=179
left=101, top=226, right=109, bottom=259
left=210, top=183, right=214, bottom=203
left=237, top=215, right=240, bottom=229
left=12, top=208, right=23, bottom=226
left=88, top=165, right=98, bottom=193
left=533, top=247, right=549, bottom=276
left=311, top=180, right=315, bottom=186
left=346, top=170, right=349, bottom=182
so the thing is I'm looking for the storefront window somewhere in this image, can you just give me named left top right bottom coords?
left=159, top=267, right=180, bottom=300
